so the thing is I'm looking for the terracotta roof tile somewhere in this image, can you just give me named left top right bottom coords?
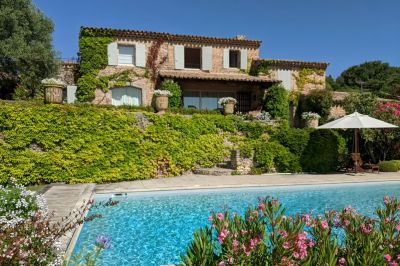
left=158, top=70, right=278, bottom=83
left=81, top=27, right=261, bottom=47
left=254, top=59, right=329, bottom=69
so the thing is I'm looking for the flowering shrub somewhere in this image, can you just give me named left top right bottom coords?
left=69, top=234, right=112, bottom=266
left=41, top=78, right=66, bottom=86
left=0, top=180, right=94, bottom=265
left=182, top=196, right=400, bottom=265
left=301, top=111, right=321, bottom=121
left=218, top=97, right=237, bottom=106
left=153, top=89, right=172, bottom=97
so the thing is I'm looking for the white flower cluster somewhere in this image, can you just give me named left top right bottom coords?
left=0, top=178, right=48, bottom=230
left=41, top=78, right=66, bottom=86
left=302, top=112, right=321, bottom=120
left=218, top=97, right=237, bottom=105
left=153, top=90, right=172, bottom=97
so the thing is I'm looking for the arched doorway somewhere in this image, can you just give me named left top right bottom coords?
left=111, top=87, right=142, bottom=106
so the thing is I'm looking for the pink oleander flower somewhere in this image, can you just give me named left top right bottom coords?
left=339, top=257, right=346, bottom=265
left=258, top=203, right=265, bottom=211
left=389, top=262, right=398, bottom=266
left=283, top=241, right=290, bottom=249
left=218, top=261, right=225, bottom=266
left=384, top=196, right=390, bottom=205
left=218, top=229, right=229, bottom=244
left=228, top=257, right=234, bottom=264
left=208, top=215, right=213, bottom=222
left=252, top=210, right=259, bottom=216
left=321, top=220, right=329, bottom=230
left=396, top=223, right=400, bottom=231
left=271, top=199, right=279, bottom=206
left=217, top=213, right=225, bottom=221
left=277, top=229, right=288, bottom=238
left=293, top=251, right=300, bottom=258
left=360, top=223, right=373, bottom=234
left=343, top=220, right=350, bottom=227
left=232, top=239, right=239, bottom=250
left=384, top=254, right=392, bottom=262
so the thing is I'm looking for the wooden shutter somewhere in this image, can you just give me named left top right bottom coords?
left=107, top=42, right=118, bottom=65
left=201, top=46, right=212, bottom=71
left=223, top=48, right=229, bottom=68
left=240, top=49, right=248, bottom=70
left=174, top=45, right=184, bottom=69
left=135, top=43, right=146, bottom=67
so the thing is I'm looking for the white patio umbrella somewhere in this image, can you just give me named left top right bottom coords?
left=317, top=112, right=398, bottom=172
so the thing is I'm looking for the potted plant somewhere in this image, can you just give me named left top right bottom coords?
left=41, top=78, right=65, bottom=104
left=218, top=97, right=237, bottom=115
left=153, top=89, right=172, bottom=114
left=302, top=112, right=321, bottom=128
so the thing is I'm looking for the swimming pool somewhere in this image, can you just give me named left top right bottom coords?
left=71, top=182, right=400, bottom=265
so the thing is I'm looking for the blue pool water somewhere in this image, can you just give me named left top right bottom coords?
left=72, top=182, right=400, bottom=265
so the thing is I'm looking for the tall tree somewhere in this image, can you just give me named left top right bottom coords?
left=0, top=0, right=57, bottom=99
left=336, top=61, right=399, bottom=94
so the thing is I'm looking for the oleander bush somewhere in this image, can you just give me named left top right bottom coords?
left=182, top=196, right=400, bottom=266
left=379, top=161, right=399, bottom=172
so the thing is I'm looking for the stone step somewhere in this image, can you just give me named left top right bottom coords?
left=216, top=162, right=232, bottom=169
left=193, top=167, right=234, bottom=176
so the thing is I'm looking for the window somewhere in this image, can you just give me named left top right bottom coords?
left=111, top=87, right=142, bottom=106
left=118, top=45, right=135, bottom=65
left=184, top=47, right=201, bottom=69
left=229, top=50, right=240, bottom=68
left=183, top=91, right=234, bottom=110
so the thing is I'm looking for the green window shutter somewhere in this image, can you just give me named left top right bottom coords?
left=201, top=46, right=213, bottom=71
left=223, top=48, right=229, bottom=68
left=107, top=42, right=118, bottom=65
left=174, top=45, right=184, bottom=69
left=240, top=49, right=248, bottom=70
left=135, top=43, right=146, bottom=67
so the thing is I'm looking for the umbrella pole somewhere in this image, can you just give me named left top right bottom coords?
left=354, top=128, right=359, bottom=173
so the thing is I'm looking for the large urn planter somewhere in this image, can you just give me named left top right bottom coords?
left=218, top=97, right=237, bottom=116
left=153, top=90, right=172, bottom=114
left=41, top=78, right=66, bottom=104
left=302, top=112, right=321, bottom=128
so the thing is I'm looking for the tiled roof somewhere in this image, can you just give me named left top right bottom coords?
left=81, top=27, right=261, bottom=47
left=159, top=70, right=278, bottom=83
left=254, top=59, right=329, bottom=69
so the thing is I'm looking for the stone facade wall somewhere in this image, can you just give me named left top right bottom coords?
left=58, top=62, right=78, bottom=85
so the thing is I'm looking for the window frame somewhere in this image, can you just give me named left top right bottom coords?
left=229, top=49, right=241, bottom=69
left=117, top=45, right=135, bottom=66
left=184, top=47, right=202, bottom=69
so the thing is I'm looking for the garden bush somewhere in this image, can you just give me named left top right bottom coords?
left=160, top=79, right=182, bottom=108
left=264, top=84, right=289, bottom=120
left=182, top=196, right=400, bottom=266
left=238, top=121, right=271, bottom=139
left=379, top=161, right=399, bottom=172
left=302, top=89, right=333, bottom=122
left=271, top=128, right=312, bottom=157
left=301, top=129, right=347, bottom=173
left=254, top=141, right=301, bottom=173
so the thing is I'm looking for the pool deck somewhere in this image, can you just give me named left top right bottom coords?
left=43, top=172, right=400, bottom=254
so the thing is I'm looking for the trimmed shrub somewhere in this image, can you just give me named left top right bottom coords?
left=271, top=128, right=311, bottom=157
left=254, top=141, right=301, bottom=173
left=301, top=129, right=347, bottom=173
left=302, top=90, right=333, bottom=122
left=342, top=92, right=378, bottom=115
left=160, top=79, right=182, bottom=108
left=379, top=161, right=399, bottom=172
left=238, top=121, right=271, bottom=139
left=264, top=85, right=289, bottom=120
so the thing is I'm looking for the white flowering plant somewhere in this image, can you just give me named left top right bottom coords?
left=218, top=97, right=237, bottom=106
left=41, top=78, right=66, bottom=87
left=153, top=89, right=172, bottom=97
left=302, top=112, right=321, bottom=121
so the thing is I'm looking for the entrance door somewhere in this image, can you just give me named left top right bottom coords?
left=236, top=92, right=251, bottom=113
left=111, top=87, right=142, bottom=106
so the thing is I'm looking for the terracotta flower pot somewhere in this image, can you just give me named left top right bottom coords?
left=44, top=84, right=64, bottom=104
left=223, top=102, right=235, bottom=115
left=305, top=118, right=319, bottom=128
left=155, top=95, right=169, bottom=114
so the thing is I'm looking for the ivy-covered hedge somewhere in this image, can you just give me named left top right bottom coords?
left=0, top=102, right=236, bottom=185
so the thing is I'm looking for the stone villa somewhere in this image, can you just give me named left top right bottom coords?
left=61, top=27, right=328, bottom=114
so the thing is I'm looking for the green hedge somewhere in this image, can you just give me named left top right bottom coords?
left=379, top=161, right=399, bottom=172
left=0, top=103, right=236, bottom=185
left=301, top=129, right=348, bottom=173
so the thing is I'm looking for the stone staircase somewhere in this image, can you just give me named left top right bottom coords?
left=193, top=161, right=234, bottom=176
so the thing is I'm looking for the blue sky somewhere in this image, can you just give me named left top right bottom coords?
left=33, top=0, right=400, bottom=77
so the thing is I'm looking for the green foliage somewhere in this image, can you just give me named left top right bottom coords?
left=0, top=0, right=57, bottom=99
left=254, top=141, right=301, bottom=173
left=302, top=90, right=333, bottom=122
left=301, top=130, right=347, bottom=173
left=167, top=107, right=221, bottom=115
left=248, top=60, right=272, bottom=76
left=0, top=102, right=232, bottom=185
left=180, top=227, right=217, bottom=266
left=336, top=61, right=400, bottom=94
left=378, top=161, right=399, bottom=172
left=342, top=92, right=378, bottom=115
left=160, top=80, right=182, bottom=108
left=76, top=29, right=113, bottom=102
left=264, top=84, right=289, bottom=120
left=238, top=121, right=271, bottom=139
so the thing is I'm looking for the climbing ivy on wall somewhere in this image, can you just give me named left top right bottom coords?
left=290, top=68, right=325, bottom=106
left=76, top=28, right=114, bottom=102
left=249, top=60, right=272, bottom=76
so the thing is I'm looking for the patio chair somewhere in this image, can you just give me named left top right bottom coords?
left=351, top=153, right=365, bottom=173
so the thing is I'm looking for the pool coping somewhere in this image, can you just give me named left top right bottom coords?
left=64, top=172, right=400, bottom=261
